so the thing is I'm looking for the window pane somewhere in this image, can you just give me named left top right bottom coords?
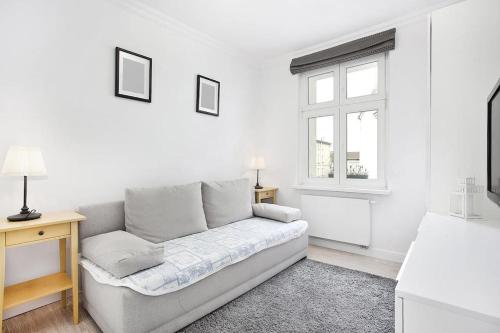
left=346, top=110, right=377, bottom=179
left=308, top=72, right=334, bottom=104
left=308, top=116, right=334, bottom=178
left=346, top=62, right=378, bottom=98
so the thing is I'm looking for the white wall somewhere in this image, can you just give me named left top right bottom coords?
left=255, top=17, right=431, bottom=262
left=430, top=0, right=500, bottom=219
left=0, top=0, right=258, bottom=317
left=2, top=0, right=490, bottom=319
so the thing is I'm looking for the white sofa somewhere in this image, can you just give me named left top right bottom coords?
left=78, top=179, right=308, bottom=333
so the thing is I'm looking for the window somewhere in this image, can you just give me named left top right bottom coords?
left=308, top=72, right=334, bottom=105
left=299, top=54, right=386, bottom=189
left=346, top=62, right=378, bottom=98
left=345, top=108, right=379, bottom=180
left=308, top=115, right=334, bottom=178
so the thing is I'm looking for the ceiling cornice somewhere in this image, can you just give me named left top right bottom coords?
left=107, top=0, right=258, bottom=68
left=259, top=0, right=465, bottom=68
left=106, top=0, right=465, bottom=69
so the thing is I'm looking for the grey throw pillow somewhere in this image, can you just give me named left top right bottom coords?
left=81, top=231, right=164, bottom=278
left=252, top=203, right=302, bottom=223
left=125, top=182, right=208, bottom=243
left=202, top=178, right=253, bottom=228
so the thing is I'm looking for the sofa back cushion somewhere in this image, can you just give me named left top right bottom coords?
left=201, top=178, right=253, bottom=228
left=125, top=182, right=208, bottom=243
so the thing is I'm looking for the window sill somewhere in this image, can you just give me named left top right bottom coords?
left=291, top=184, right=392, bottom=195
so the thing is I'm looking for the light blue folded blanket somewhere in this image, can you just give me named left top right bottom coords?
left=80, top=217, right=308, bottom=296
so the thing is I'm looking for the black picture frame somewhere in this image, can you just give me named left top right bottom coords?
left=487, top=77, right=500, bottom=206
left=196, top=75, right=220, bottom=117
left=115, top=47, right=152, bottom=103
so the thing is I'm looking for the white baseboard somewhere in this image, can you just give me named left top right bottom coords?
left=309, top=236, right=406, bottom=263
left=3, top=294, right=60, bottom=319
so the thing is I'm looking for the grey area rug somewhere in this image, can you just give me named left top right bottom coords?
left=178, top=258, right=396, bottom=333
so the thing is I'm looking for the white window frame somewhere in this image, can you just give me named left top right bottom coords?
left=298, top=54, right=387, bottom=190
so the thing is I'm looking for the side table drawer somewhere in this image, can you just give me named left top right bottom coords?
left=259, top=191, right=274, bottom=199
left=6, top=223, right=70, bottom=246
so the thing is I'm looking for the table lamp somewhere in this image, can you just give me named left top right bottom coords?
left=2, top=146, right=47, bottom=221
left=251, top=157, right=266, bottom=189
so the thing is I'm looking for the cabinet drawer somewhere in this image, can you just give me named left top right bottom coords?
left=6, top=223, right=70, bottom=246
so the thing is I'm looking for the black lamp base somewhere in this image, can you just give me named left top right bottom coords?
left=7, top=212, right=42, bottom=222
left=8, top=176, right=42, bottom=222
left=254, top=169, right=264, bottom=190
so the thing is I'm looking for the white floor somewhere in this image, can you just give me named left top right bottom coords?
left=307, top=245, right=401, bottom=279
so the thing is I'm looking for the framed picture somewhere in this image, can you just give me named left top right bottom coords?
left=115, top=47, right=152, bottom=103
left=196, top=75, right=220, bottom=116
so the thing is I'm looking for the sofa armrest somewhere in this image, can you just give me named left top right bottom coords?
left=252, top=203, right=302, bottom=223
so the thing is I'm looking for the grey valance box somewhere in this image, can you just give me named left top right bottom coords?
left=289, top=28, right=396, bottom=74
left=78, top=200, right=308, bottom=333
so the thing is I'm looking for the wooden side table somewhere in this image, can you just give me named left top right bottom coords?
left=0, top=211, right=86, bottom=330
left=255, top=187, right=278, bottom=204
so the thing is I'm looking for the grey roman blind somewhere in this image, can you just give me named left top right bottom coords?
left=289, top=28, right=396, bottom=75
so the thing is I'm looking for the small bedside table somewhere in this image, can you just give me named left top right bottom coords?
left=0, top=211, right=86, bottom=330
left=255, top=187, right=278, bottom=204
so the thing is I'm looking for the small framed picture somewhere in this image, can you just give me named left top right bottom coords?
left=196, top=75, right=220, bottom=116
left=115, top=47, right=152, bottom=103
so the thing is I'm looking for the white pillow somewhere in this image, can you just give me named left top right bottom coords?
left=82, top=231, right=164, bottom=278
left=252, top=203, right=301, bottom=223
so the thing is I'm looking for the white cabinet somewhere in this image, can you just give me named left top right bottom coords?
left=395, top=213, right=500, bottom=333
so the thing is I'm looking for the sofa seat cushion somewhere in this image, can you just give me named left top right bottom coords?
left=81, top=217, right=308, bottom=296
left=125, top=182, right=208, bottom=243
left=201, top=178, right=253, bottom=228
left=81, top=231, right=164, bottom=278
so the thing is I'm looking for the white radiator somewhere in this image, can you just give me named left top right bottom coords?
left=301, top=195, right=371, bottom=246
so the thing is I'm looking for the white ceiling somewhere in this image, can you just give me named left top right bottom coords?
left=140, top=0, right=456, bottom=60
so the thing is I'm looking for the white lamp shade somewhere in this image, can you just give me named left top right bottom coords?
left=250, top=157, right=266, bottom=170
left=2, top=146, right=47, bottom=176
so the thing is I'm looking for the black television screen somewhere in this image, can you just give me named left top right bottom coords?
left=487, top=78, right=500, bottom=205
